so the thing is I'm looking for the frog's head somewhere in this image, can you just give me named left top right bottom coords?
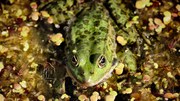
left=65, top=41, right=118, bottom=87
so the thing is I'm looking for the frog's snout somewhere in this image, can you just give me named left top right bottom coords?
left=80, top=76, right=97, bottom=87
left=75, top=67, right=97, bottom=87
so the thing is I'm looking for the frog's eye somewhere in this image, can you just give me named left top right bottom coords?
left=72, top=55, right=79, bottom=67
left=98, top=55, right=106, bottom=68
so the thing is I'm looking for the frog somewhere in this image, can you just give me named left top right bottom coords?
left=40, top=0, right=138, bottom=87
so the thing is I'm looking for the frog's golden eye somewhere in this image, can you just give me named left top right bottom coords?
left=72, top=55, right=79, bottom=67
left=98, top=55, right=106, bottom=68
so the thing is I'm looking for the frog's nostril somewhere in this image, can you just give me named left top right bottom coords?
left=78, top=68, right=84, bottom=76
left=79, top=72, right=84, bottom=76
left=90, top=70, right=94, bottom=74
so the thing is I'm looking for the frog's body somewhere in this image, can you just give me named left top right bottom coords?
left=65, top=2, right=119, bottom=87
left=42, top=0, right=138, bottom=87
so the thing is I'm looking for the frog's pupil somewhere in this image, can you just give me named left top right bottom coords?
left=72, top=56, right=78, bottom=67
left=98, top=56, right=106, bottom=68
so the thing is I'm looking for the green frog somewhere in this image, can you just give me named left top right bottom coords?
left=42, top=0, right=138, bottom=87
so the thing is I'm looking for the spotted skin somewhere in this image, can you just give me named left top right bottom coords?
left=64, top=1, right=137, bottom=87
left=42, top=0, right=138, bottom=87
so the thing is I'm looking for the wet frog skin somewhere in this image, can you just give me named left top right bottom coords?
left=66, top=3, right=118, bottom=87
left=42, top=0, right=138, bottom=87
left=65, top=0, right=137, bottom=87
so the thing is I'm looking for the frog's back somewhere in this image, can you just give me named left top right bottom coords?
left=68, top=2, right=109, bottom=47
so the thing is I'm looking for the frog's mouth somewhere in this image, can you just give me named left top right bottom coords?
left=65, top=58, right=118, bottom=88
left=80, top=58, right=118, bottom=87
